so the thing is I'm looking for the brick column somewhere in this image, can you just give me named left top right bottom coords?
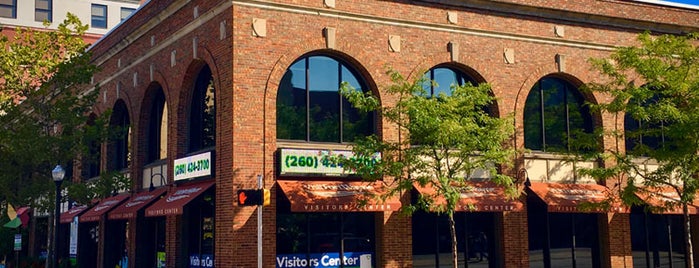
left=379, top=210, right=411, bottom=268
left=502, top=210, right=529, bottom=267
left=600, top=213, right=633, bottom=268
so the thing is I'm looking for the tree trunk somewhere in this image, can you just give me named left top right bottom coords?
left=449, top=213, right=458, bottom=268
left=684, top=203, right=695, bottom=268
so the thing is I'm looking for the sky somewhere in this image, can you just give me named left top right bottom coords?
left=663, top=0, right=699, bottom=4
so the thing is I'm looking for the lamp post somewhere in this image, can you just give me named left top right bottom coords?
left=52, top=165, right=65, bottom=268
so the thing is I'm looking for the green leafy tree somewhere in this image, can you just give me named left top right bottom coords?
left=0, top=13, right=127, bottom=216
left=337, top=69, right=516, bottom=268
left=580, top=32, right=699, bottom=267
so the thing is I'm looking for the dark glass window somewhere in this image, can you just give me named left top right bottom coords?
left=91, top=4, right=108, bottom=29
left=523, top=76, right=593, bottom=152
left=108, top=100, right=130, bottom=171
left=184, top=189, right=215, bottom=268
left=277, top=55, right=374, bottom=143
left=120, top=7, right=135, bottom=21
left=527, top=193, right=602, bottom=268
left=35, top=0, right=51, bottom=22
left=82, top=114, right=101, bottom=179
left=188, top=66, right=215, bottom=153
left=277, top=212, right=375, bottom=258
left=412, top=210, right=499, bottom=267
left=147, top=88, right=167, bottom=163
left=630, top=208, right=686, bottom=268
left=0, top=0, right=16, bottom=18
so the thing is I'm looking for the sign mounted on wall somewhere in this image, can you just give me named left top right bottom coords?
left=173, top=151, right=213, bottom=181
left=279, top=148, right=380, bottom=176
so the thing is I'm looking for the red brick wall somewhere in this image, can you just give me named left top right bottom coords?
left=84, top=0, right=699, bottom=267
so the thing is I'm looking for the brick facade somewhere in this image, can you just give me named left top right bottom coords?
left=82, top=0, right=699, bottom=267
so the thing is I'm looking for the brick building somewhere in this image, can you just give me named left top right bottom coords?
left=65, top=0, right=699, bottom=267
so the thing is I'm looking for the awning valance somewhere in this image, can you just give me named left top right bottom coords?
left=145, top=180, right=215, bottom=217
left=60, top=205, right=89, bottom=224
left=414, top=181, right=523, bottom=212
left=277, top=180, right=401, bottom=212
left=108, top=188, right=168, bottom=220
left=79, top=194, right=129, bottom=222
left=635, top=186, right=699, bottom=214
left=528, top=182, right=624, bottom=213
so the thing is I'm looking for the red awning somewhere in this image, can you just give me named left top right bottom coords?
left=277, top=180, right=401, bottom=212
left=79, top=194, right=129, bottom=222
left=145, top=180, right=215, bottom=217
left=60, top=205, right=90, bottom=224
left=414, top=181, right=523, bottom=212
left=528, top=182, right=625, bottom=213
left=108, top=188, right=168, bottom=220
left=635, top=186, right=699, bottom=214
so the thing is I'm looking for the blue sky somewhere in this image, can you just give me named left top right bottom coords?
left=664, top=0, right=699, bottom=5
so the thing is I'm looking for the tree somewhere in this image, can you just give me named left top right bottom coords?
left=0, top=13, right=127, bottom=216
left=337, top=69, right=516, bottom=268
left=581, top=32, right=699, bottom=267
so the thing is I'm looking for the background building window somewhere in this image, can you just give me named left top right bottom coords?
left=91, top=4, right=108, bottom=29
left=35, top=0, right=52, bottom=22
left=0, top=0, right=16, bottom=18
left=276, top=55, right=374, bottom=143
left=120, top=7, right=135, bottom=21
left=523, top=76, right=593, bottom=152
left=188, top=65, right=215, bottom=153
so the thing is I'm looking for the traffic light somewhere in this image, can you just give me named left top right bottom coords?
left=237, top=189, right=270, bottom=206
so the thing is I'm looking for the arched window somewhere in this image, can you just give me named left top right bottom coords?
left=524, top=76, right=593, bottom=152
left=276, top=55, right=374, bottom=143
left=188, top=65, right=215, bottom=153
left=422, top=66, right=477, bottom=98
left=147, top=87, right=167, bottom=163
left=108, top=100, right=130, bottom=171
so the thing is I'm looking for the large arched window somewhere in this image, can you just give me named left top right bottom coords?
left=276, top=55, right=374, bottom=143
left=422, top=66, right=478, bottom=98
left=524, top=76, right=593, bottom=152
left=147, top=86, right=167, bottom=163
left=108, top=100, right=130, bottom=171
left=188, top=65, right=215, bottom=153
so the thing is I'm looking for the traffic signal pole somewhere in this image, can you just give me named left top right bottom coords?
left=258, top=174, right=263, bottom=268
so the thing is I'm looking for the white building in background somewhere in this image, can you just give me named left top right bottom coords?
left=0, top=0, right=143, bottom=42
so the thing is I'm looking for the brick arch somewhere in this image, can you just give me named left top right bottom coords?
left=174, top=45, right=222, bottom=158
left=135, top=81, right=169, bottom=188
left=264, top=48, right=382, bottom=143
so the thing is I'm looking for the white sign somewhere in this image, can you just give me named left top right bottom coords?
left=69, top=217, right=78, bottom=256
left=279, top=148, right=379, bottom=176
left=173, top=152, right=212, bottom=181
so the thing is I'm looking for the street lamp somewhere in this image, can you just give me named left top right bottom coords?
left=52, top=165, right=65, bottom=268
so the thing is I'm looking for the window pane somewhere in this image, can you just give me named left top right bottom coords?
left=0, top=6, right=13, bottom=18
left=431, top=67, right=462, bottom=97
left=188, top=66, right=215, bottom=152
left=541, top=78, right=567, bottom=151
left=524, top=84, right=543, bottom=150
left=341, top=65, right=372, bottom=142
left=91, top=4, right=107, bottom=28
left=35, top=0, right=49, bottom=9
left=35, top=11, right=49, bottom=22
left=120, top=7, right=135, bottom=20
left=308, top=56, right=340, bottom=142
left=277, top=60, right=307, bottom=140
